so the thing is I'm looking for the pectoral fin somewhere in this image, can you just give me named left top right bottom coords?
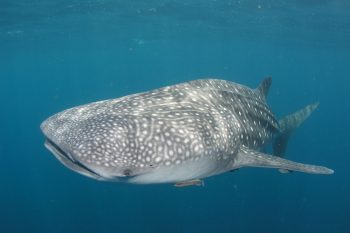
left=236, top=148, right=333, bottom=175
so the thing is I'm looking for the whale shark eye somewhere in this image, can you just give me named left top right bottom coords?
left=123, top=169, right=133, bottom=176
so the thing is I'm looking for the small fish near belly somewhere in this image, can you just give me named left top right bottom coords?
left=174, top=179, right=205, bottom=188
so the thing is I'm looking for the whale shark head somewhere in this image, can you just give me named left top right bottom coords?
left=40, top=94, right=221, bottom=183
left=40, top=102, right=162, bottom=181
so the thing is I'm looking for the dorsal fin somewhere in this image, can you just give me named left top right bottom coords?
left=257, top=77, right=272, bottom=99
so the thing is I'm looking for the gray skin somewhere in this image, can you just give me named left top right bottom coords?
left=41, top=78, right=333, bottom=185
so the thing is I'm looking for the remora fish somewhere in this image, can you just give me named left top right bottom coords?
left=40, top=78, right=333, bottom=186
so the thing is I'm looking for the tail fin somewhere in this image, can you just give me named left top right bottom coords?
left=273, top=102, right=319, bottom=158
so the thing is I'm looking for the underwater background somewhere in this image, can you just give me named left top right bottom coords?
left=0, top=1, right=349, bottom=233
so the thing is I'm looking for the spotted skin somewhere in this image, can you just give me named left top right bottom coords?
left=41, top=78, right=333, bottom=184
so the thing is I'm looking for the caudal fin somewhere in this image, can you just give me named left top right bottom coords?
left=273, top=102, right=319, bottom=158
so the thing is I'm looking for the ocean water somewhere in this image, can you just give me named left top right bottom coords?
left=1, top=1, right=349, bottom=233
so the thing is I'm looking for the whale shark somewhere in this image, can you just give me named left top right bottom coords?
left=40, top=78, right=333, bottom=186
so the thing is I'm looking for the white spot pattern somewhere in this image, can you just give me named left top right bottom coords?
left=41, top=79, right=279, bottom=180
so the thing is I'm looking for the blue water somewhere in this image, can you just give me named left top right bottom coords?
left=1, top=1, right=349, bottom=233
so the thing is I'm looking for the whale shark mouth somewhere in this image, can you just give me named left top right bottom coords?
left=44, top=138, right=104, bottom=180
